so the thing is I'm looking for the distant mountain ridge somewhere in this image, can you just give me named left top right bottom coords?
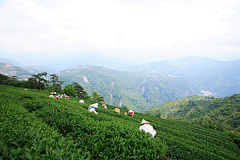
left=0, top=58, right=55, bottom=75
left=0, top=62, right=56, bottom=80
left=0, top=62, right=32, bottom=80
left=0, top=58, right=23, bottom=67
left=57, top=65, right=199, bottom=112
left=121, top=56, right=240, bottom=97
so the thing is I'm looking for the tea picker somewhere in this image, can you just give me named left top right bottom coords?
left=55, top=95, right=60, bottom=99
left=65, top=94, right=69, bottom=99
left=49, top=94, right=54, bottom=98
left=128, top=110, right=134, bottom=117
left=88, top=103, right=98, bottom=114
left=102, top=104, right=107, bottom=109
left=139, top=119, right=157, bottom=138
left=114, top=108, right=120, bottom=114
left=79, top=100, right=85, bottom=104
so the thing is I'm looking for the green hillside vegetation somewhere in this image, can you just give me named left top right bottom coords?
left=1, top=85, right=240, bottom=159
left=146, top=95, right=212, bottom=118
left=146, top=94, right=240, bottom=133
left=57, top=65, right=199, bottom=112
left=196, top=94, right=240, bottom=131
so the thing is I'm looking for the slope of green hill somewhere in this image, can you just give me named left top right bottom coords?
left=200, top=94, right=240, bottom=130
left=146, top=95, right=213, bottom=119
left=146, top=94, right=240, bottom=132
left=1, top=85, right=240, bottom=159
left=57, top=65, right=199, bottom=112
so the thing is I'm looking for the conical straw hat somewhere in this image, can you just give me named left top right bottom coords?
left=140, top=119, right=149, bottom=125
left=115, top=108, right=120, bottom=112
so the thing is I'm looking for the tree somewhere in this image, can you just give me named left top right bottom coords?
left=11, top=75, right=17, bottom=79
left=92, top=91, right=104, bottom=102
left=71, top=82, right=88, bottom=98
left=30, top=72, right=48, bottom=90
left=27, top=77, right=37, bottom=89
left=0, top=74, right=9, bottom=84
left=50, top=74, right=58, bottom=88
left=59, top=80, right=65, bottom=90
left=55, top=83, right=62, bottom=93
left=4, top=78, right=20, bottom=87
left=155, top=113, right=161, bottom=118
left=48, top=74, right=64, bottom=92
left=64, top=85, right=76, bottom=96
left=39, top=72, right=48, bottom=90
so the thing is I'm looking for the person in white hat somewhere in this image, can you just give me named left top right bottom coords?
left=49, top=94, right=54, bottom=98
left=79, top=100, right=85, bottom=104
left=88, top=103, right=98, bottom=114
left=139, top=119, right=157, bottom=138
left=128, top=110, right=134, bottom=117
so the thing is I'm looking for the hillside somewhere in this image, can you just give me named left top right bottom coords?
left=0, top=58, right=55, bottom=75
left=122, top=56, right=240, bottom=97
left=57, top=65, right=200, bottom=112
left=146, top=95, right=213, bottom=119
left=1, top=85, right=240, bottom=159
left=0, top=62, right=55, bottom=81
left=146, top=94, right=240, bottom=132
left=0, top=62, right=32, bottom=80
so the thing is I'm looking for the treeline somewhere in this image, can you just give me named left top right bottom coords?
left=0, top=73, right=104, bottom=102
left=0, top=72, right=61, bottom=91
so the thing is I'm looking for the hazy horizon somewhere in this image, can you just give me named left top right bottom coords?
left=1, top=0, right=240, bottom=65
left=1, top=54, right=240, bottom=68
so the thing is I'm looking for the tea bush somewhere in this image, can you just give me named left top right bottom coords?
left=0, top=97, right=85, bottom=159
left=1, top=85, right=240, bottom=160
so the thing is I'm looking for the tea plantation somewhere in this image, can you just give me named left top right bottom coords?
left=1, top=85, right=240, bottom=159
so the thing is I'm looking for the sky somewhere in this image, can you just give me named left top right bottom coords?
left=0, top=0, right=240, bottom=65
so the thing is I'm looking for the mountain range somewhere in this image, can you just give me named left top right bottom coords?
left=1, top=56, right=240, bottom=112
left=57, top=65, right=199, bottom=112
left=121, top=56, right=240, bottom=97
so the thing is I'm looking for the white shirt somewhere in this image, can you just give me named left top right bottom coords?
left=139, top=124, right=157, bottom=138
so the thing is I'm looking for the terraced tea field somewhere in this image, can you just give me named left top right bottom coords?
left=1, top=85, right=239, bottom=159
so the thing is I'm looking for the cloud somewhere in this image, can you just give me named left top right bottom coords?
left=0, top=0, right=240, bottom=63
